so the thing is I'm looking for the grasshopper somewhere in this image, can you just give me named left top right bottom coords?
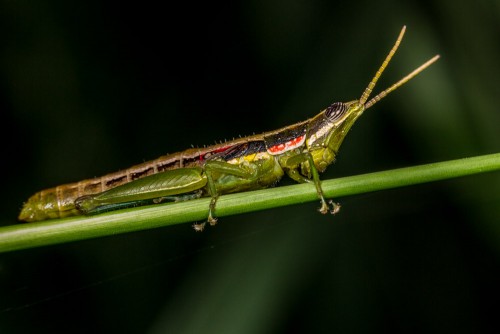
left=19, top=26, right=439, bottom=231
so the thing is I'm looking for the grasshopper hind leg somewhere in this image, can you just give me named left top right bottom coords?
left=75, top=196, right=155, bottom=215
left=75, top=190, right=204, bottom=216
left=153, top=190, right=203, bottom=204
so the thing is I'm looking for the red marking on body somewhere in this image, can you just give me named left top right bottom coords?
left=213, top=146, right=231, bottom=153
left=268, top=135, right=305, bottom=154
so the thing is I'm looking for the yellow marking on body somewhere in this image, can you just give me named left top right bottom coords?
left=244, top=153, right=257, bottom=162
left=228, top=152, right=270, bottom=165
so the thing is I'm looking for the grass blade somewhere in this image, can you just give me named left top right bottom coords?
left=1, top=152, right=499, bottom=253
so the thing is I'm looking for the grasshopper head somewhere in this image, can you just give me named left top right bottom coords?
left=322, top=99, right=365, bottom=155
left=304, top=99, right=365, bottom=172
left=307, top=26, right=439, bottom=171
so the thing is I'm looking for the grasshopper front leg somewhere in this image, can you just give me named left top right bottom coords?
left=280, top=151, right=340, bottom=215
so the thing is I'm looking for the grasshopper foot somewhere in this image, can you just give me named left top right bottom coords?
left=208, top=214, right=218, bottom=226
left=193, top=207, right=218, bottom=232
left=192, top=216, right=217, bottom=232
left=318, top=200, right=329, bottom=214
left=193, top=222, right=206, bottom=232
left=329, top=200, right=341, bottom=215
left=318, top=200, right=341, bottom=215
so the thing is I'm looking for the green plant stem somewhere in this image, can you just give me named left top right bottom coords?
left=1, top=153, right=500, bottom=253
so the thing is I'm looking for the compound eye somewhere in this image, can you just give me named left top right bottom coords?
left=325, top=102, right=347, bottom=122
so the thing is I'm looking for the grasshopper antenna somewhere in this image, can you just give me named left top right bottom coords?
left=365, top=55, right=440, bottom=109
left=358, top=25, right=440, bottom=110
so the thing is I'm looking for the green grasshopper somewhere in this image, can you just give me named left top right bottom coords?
left=19, top=26, right=439, bottom=231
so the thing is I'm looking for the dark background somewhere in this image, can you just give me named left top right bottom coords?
left=1, top=1, right=500, bottom=333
